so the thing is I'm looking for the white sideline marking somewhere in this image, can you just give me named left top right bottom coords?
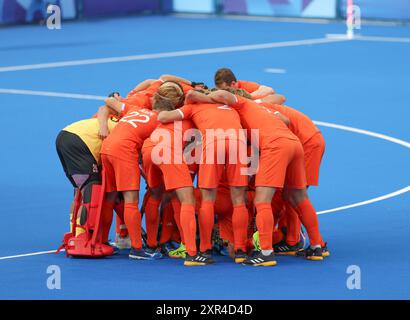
left=313, top=120, right=410, bottom=149
left=317, top=186, right=410, bottom=215
left=0, top=92, right=409, bottom=260
left=264, top=68, right=287, bottom=74
left=0, top=37, right=347, bottom=73
left=0, top=250, right=59, bottom=260
left=326, top=34, right=410, bottom=43
left=353, top=35, right=410, bottom=43
left=0, top=88, right=106, bottom=101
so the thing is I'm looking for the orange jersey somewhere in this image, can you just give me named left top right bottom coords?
left=259, top=102, right=320, bottom=145
left=237, top=80, right=260, bottom=93
left=177, top=103, right=242, bottom=144
left=142, top=119, right=195, bottom=152
left=122, top=94, right=151, bottom=110
left=230, top=96, right=298, bottom=146
left=100, top=107, right=158, bottom=159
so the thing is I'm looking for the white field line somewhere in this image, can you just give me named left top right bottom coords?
left=313, top=120, right=410, bottom=149
left=264, top=68, right=287, bottom=74
left=0, top=37, right=347, bottom=73
left=326, top=33, right=410, bottom=43
left=317, top=186, right=410, bottom=215
left=0, top=88, right=106, bottom=101
left=353, top=35, right=410, bottom=43
left=0, top=250, right=61, bottom=260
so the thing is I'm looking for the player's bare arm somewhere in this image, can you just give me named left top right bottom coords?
left=208, top=90, right=237, bottom=105
left=157, top=109, right=184, bottom=123
left=104, top=96, right=125, bottom=115
left=184, top=90, right=213, bottom=104
left=251, top=85, right=275, bottom=98
left=273, top=111, right=290, bottom=126
left=97, top=105, right=112, bottom=140
left=160, top=74, right=191, bottom=85
left=129, top=79, right=157, bottom=92
left=261, top=94, right=287, bottom=105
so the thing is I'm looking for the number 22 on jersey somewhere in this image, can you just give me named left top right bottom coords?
left=120, top=110, right=151, bottom=128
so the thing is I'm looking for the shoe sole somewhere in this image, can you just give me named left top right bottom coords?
left=243, top=261, right=277, bottom=267
left=184, top=261, right=208, bottom=266
left=129, top=255, right=162, bottom=260
left=323, top=251, right=330, bottom=257
left=275, top=251, right=299, bottom=256
left=306, top=256, right=324, bottom=261
left=235, top=258, right=246, bottom=264
left=169, top=255, right=186, bottom=259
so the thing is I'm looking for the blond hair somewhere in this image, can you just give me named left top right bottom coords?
left=154, top=81, right=185, bottom=108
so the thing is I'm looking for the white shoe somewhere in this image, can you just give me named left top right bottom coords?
left=115, top=233, right=131, bottom=250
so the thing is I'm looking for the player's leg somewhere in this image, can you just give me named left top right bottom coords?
left=243, top=142, right=291, bottom=266
left=144, top=188, right=162, bottom=250
left=198, top=188, right=217, bottom=255
left=142, top=147, right=164, bottom=250
left=228, top=184, right=248, bottom=262
left=284, top=141, right=327, bottom=260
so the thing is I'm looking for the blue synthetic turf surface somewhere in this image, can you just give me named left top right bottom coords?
left=0, top=15, right=409, bottom=299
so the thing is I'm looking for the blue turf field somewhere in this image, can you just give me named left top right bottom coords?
left=0, top=15, right=409, bottom=299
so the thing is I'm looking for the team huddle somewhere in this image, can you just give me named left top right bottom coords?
left=56, top=68, right=329, bottom=267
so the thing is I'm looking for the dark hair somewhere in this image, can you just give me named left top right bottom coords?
left=214, top=68, right=237, bottom=86
left=107, top=91, right=120, bottom=98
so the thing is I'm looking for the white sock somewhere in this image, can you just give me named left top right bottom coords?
left=261, top=250, right=273, bottom=256
left=310, top=245, right=321, bottom=250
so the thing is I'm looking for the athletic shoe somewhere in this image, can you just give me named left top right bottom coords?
left=219, top=246, right=229, bottom=256
left=160, top=241, right=175, bottom=256
left=234, top=249, right=247, bottom=264
left=322, top=242, right=330, bottom=257
left=184, top=253, right=215, bottom=266
left=129, top=247, right=163, bottom=260
left=304, top=246, right=324, bottom=261
left=242, top=251, right=277, bottom=267
left=252, top=231, right=261, bottom=251
left=114, top=233, right=131, bottom=250
left=201, top=249, right=213, bottom=259
left=168, top=243, right=187, bottom=259
left=274, top=240, right=304, bottom=256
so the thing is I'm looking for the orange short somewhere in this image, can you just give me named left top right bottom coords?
left=256, top=137, right=307, bottom=189
left=101, top=153, right=140, bottom=192
left=142, top=146, right=193, bottom=191
left=198, top=139, right=248, bottom=189
left=303, top=132, right=325, bottom=186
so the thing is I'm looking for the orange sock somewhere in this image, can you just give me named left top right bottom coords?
left=255, top=202, right=274, bottom=250
left=171, top=198, right=185, bottom=244
left=159, top=203, right=174, bottom=244
left=114, top=201, right=128, bottom=237
left=271, top=190, right=285, bottom=215
left=232, top=204, right=248, bottom=252
left=294, top=199, right=324, bottom=247
left=285, top=204, right=301, bottom=246
left=199, top=200, right=214, bottom=252
left=144, top=197, right=160, bottom=248
left=272, top=227, right=285, bottom=245
left=180, top=203, right=197, bottom=256
left=100, top=200, right=114, bottom=243
left=124, top=203, right=142, bottom=250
